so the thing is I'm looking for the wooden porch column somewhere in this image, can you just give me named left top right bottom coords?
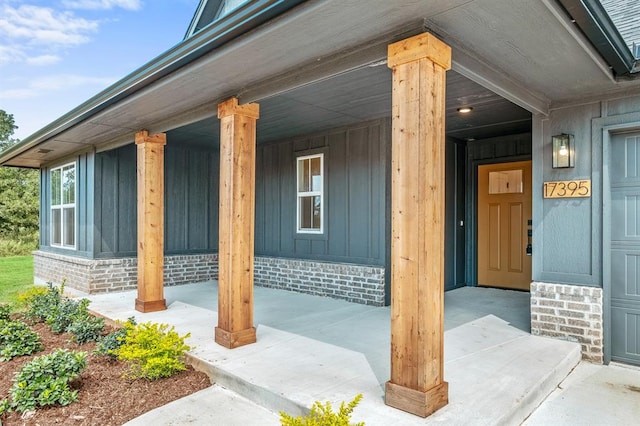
left=385, top=33, right=451, bottom=417
left=215, top=97, right=259, bottom=349
left=135, top=130, right=167, bottom=313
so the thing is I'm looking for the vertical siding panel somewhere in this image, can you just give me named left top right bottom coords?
left=295, top=239, right=311, bottom=254
left=347, top=126, right=369, bottom=258
left=369, top=123, right=382, bottom=260
left=311, top=239, right=325, bottom=254
left=328, top=131, right=347, bottom=257
left=117, top=146, right=136, bottom=253
left=279, top=142, right=294, bottom=253
left=85, top=152, right=95, bottom=257
left=92, top=158, right=102, bottom=255
left=165, top=147, right=188, bottom=251
left=209, top=148, right=220, bottom=252
left=100, top=151, right=117, bottom=254
left=255, top=146, right=265, bottom=253
left=188, top=149, right=208, bottom=250
left=40, top=169, right=48, bottom=247
left=266, top=144, right=282, bottom=253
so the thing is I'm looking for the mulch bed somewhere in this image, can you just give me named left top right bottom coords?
left=0, top=321, right=211, bottom=426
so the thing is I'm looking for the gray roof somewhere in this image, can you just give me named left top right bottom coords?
left=600, top=0, right=640, bottom=54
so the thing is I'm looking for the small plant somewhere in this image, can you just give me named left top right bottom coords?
left=16, top=286, right=49, bottom=309
left=47, top=297, right=83, bottom=333
left=280, top=394, right=364, bottom=426
left=0, top=319, right=43, bottom=360
left=0, top=303, right=12, bottom=320
left=22, top=282, right=105, bottom=343
left=2, top=349, right=87, bottom=413
left=116, top=321, right=191, bottom=380
left=94, top=317, right=137, bottom=358
left=67, top=313, right=105, bottom=344
left=24, top=282, right=63, bottom=323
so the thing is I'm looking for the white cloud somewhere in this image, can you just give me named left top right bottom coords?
left=0, top=4, right=98, bottom=46
left=0, top=45, right=25, bottom=63
left=0, top=74, right=115, bottom=100
left=25, top=54, right=61, bottom=66
left=62, top=0, right=142, bottom=11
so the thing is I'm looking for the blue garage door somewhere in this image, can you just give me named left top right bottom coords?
left=611, top=132, right=640, bottom=365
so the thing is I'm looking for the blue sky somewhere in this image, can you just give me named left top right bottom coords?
left=0, top=0, right=200, bottom=140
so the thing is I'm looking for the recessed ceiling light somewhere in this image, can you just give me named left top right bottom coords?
left=457, top=107, right=473, bottom=113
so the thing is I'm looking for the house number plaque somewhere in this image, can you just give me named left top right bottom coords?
left=543, top=179, right=591, bottom=198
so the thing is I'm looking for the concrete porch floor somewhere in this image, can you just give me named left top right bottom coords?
left=83, top=282, right=581, bottom=425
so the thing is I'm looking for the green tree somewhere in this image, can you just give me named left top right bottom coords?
left=0, top=110, right=39, bottom=254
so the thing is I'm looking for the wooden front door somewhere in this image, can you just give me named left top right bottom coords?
left=477, top=161, right=532, bottom=290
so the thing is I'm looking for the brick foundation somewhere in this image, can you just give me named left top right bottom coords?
left=530, top=282, right=603, bottom=363
left=34, top=251, right=385, bottom=306
left=254, top=257, right=385, bottom=306
left=34, top=251, right=219, bottom=294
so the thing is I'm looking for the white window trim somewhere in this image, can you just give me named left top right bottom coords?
left=50, top=162, right=76, bottom=250
left=296, top=153, right=324, bottom=234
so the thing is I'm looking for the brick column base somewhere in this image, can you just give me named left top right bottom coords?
left=531, top=282, right=603, bottom=363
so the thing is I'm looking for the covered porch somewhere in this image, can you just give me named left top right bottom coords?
left=83, top=282, right=580, bottom=425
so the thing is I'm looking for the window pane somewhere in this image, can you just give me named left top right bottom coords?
left=63, top=165, right=75, bottom=204
left=298, top=158, right=310, bottom=192
left=310, top=157, right=321, bottom=191
left=51, top=208, right=61, bottom=245
left=312, top=196, right=321, bottom=229
left=300, top=196, right=312, bottom=229
left=488, top=169, right=523, bottom=194
left=63, top=207, right=75, bottom=247
left=51, top=169, right=61, bottom=206
left=300, top=196, right=321, bottom=230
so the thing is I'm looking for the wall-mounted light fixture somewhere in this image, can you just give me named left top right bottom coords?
left=457, top=107, right=473, bottom=113
left=552, top=133, right=574, bottom=168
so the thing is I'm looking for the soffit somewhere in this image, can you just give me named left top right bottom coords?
left=4, top=0, right=634, bottom=167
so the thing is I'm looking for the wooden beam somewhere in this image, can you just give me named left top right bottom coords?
left=135, top=130, right=166, bottom=313
left=385, top=32, right=451, bottom=417
left=215, top=97, right=259, bottom=349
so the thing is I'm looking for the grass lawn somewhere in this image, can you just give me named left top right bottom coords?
left=0, top=255, right=34, bottom=305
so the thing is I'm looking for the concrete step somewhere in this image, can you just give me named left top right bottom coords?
left=123, top=384, right=280, bottom=426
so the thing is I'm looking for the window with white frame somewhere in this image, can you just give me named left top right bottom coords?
left=296, top=154, right=323, bottom=233
left=50, top=163, right=76, bottom=249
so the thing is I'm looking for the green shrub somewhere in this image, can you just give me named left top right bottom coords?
left=280, top=394, right=364, bottom=426
left=67, top=313, right=105, bottom=344
left=21, top=282, right=104, bottom=343
left=94, top=317, right=137, bottom=358
left=0, top=319, right=43, bottom=360
left=2, top=349, right=87, bottom=413
left=16, top=286, right=49, bottom=309
left=24, top=282, right=63, bottom=323
left=0, top=237, right=38, bottom=257
left=0, top=303, right=12, bottom=320
left=116, top=321, right=191, bottom=380
left=46, top=297, right=83, bottom=333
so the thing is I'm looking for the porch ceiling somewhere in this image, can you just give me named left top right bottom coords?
left=3, top=0, right=638, bottom=167
left=168, top=67, right=531, bottom=148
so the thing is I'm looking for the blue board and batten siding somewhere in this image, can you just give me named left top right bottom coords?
left=94, top=145, right=136, bottom=256
left=93, top=143, right=220, bottom=258
left=37, top=117, right=465, bottom=297
left=164, top=145, right=219, bottom=253
left=255, top=119, right=389, bottom=267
